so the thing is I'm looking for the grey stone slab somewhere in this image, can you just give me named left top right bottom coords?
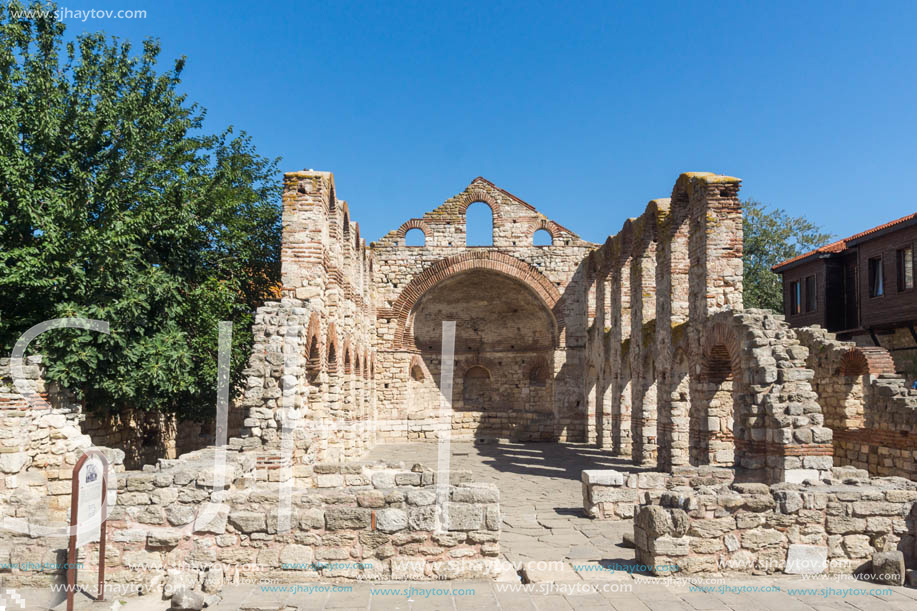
left=609, top=601, right=652, bottom=611
left=564, top=545, right=604, bottom=560
left=642, top=600, right=694, bottom=611
left=678, top=593, right=732, bottom=610
left=531, top=594, right=574, bottom=610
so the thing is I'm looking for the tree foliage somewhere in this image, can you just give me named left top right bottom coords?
left=742, top=199, right=832, bottom=313
left=0, top=2, right=281, bottom=418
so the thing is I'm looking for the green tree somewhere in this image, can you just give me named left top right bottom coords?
left=742, top=199, right=832, bottom=313
left=0, top=2, right=281, bottom=418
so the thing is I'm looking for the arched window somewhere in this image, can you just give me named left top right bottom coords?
left=533, top=229, right=553, bottom=246
left=405, top=228, right=426, bottom=247
left=410, top=363, right=424, bottom=381
left=465, top=202, right=493, bottom=246
left=343, top=212, right=350, bottom=238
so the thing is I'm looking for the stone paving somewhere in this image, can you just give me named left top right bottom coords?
left=7, top=441, right=917, bottom=610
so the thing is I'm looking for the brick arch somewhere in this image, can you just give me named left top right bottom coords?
left=645, top=197, right=671, bottom=220
left=342, top=337, right=353, bottom=374
left=363, top=348, right=370, bottom=379
left=457, top=188, right=498, bottom=214
left=408, top=355, right=425, bottom=381
left=326, top=323, right=340, bottom=374
left=839, top=346, right=896, bottom=377
left=691, top=320, right=745, bottom=469
left=530, top=218, right=558, bottom=238
left=629, top=216, right=657, bottom=258
left=305, top=312, right=322, bottom=373
left=354, top=346, right=362, bottom=376
left=457, top=360, right=495, bottom=378
left=617, top=219, right=636, bottom=261
left=387, top=251, right=563, bottom=350
left=396, top=219, right=431, bottom=239
left=700, top=321, right=743, bottom=382
left=341, top=201, right=351, bottom=239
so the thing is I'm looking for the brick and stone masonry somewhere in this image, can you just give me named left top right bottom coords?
left=4, top=169, right=917, bottom=592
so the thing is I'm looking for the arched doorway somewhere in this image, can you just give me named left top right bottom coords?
left=691, top=340, right=739, bottom=468
left=408, top=269, right=557, bottom=440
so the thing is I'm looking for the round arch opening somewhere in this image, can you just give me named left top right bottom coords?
left=407, top=269, right=557, bottom=440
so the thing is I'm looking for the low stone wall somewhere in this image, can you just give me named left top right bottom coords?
left=3, top=445, right=501, bottom=594
left=1, top=357, right=127, bottom=586
left=795, top=327, right=917, bottom=481
left=633, top=466, right=917, bottom=577
left=582, top=466, right=734, bottom=519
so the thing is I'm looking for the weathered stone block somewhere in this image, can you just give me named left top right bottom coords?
left=444, top=503, right=483, bottom=531
left=325, top=507, right=372, bottom=530
left=377, top=508, right=408, bottom=533
left=871, top=551, right=905, bottom=586
left=228, top=511, right=266, bottom=533
left=582, top=470, right=625, bottom=486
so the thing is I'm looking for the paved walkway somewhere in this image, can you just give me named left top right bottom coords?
left=9, top=441, right=917, bottom=610
left=367, top=441, right=644, bottom=568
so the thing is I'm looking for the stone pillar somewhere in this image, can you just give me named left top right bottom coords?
left=683, top=173, right=742, bottom=470
left=630, top=215, right=657, bottom=466
left=280, top=171, right=333, bottom=299
left=654, top=196, right=692, bottom=471
left=586, top=256, right=603, bottom=444
left=687, top=172, right=743, bottom=322
left=609, top=234, right=632, bottom=457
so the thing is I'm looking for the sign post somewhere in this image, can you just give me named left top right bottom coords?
left=67, top=450, right=110, bottom=611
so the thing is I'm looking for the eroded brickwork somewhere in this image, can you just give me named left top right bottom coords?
left=633, top=466, right=917, bottom=576
left=239, top=170, right=861, bottom=484
left=795, top=326, right=917, bottom=480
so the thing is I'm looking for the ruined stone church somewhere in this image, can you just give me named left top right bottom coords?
left=3, top=169, right=916, bottom=589
left=240, top=169, right=913, bottom=484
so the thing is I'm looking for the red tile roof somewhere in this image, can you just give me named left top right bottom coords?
left=772, top=212, right=917, bottom=271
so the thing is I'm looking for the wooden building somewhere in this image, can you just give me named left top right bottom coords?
left=773, top=213, right=917, bottom=371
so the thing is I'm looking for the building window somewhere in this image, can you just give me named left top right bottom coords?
left=805, top=275, right=816, bottom=312
left=790, top=280, right=801, bottom=315
left=897, top=247, right=913, bottom=291
left=868, top=257, right=884, bottom=297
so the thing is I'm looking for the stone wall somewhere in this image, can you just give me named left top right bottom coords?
left=1, top=352, right=500, bottom=592
left=795, top=326, right=917, bottom=480
left=581, top=467, right=733, bottom=520
left=633, top=466, right=917, bottom=576
left=582, top=173, right=833, bottom=483
left=1, top=357, right=232, bottom=471
left=583, top=174, right=743, bottom=467
left=240, top=170, right=377, bottom=462
left=371, top=178, right=593, bottom=443
left=2, top=445, right=501, bottom=591
left=0, top=357, right=126, bottom=585
left=236, top=170, right=854, bottom=484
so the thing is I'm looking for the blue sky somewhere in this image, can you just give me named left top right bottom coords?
left=58, top=0, right=917, bottom=245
